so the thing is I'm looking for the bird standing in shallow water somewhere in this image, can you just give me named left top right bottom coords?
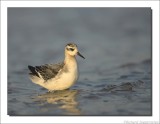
left=28, top=43, right=85, bottom=92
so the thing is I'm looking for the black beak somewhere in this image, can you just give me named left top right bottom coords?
left=77, top=52, right=85, bottom=59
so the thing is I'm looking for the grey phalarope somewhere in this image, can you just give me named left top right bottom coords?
left=28, top=43, right=85, bottom=91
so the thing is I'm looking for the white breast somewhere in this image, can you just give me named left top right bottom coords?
left=44, top=59, right=78, bottom=90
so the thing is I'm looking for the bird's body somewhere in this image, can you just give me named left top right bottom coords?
left=28, top=43, right=85, bottom=91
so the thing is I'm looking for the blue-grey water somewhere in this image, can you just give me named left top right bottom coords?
left=8, top=8, right=151, bottom=116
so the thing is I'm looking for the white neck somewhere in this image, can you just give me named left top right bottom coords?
left=64, top=54, right=77, bottom=66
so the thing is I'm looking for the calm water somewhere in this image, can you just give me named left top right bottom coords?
left=8, top=8, right=151, bottom=116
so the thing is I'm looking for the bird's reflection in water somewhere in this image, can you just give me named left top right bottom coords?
left=35, top=89, right=81, bottom=115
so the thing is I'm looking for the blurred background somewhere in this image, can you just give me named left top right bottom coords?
left=8, top=8, right=151, bottom=116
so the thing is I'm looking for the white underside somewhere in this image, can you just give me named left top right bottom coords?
left=30, top=58, right=78, bottom=91
left=46, top=69, right=78, bottom=90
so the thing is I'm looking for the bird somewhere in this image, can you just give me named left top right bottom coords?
left=28, top=43, right=85, bottom=92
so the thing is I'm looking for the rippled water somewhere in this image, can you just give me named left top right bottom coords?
left=8, top=8, right=151, bottom=116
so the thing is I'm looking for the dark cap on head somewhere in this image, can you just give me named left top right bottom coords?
left=66, top=43, right=77, bottom=47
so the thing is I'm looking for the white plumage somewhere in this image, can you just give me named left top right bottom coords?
left=28, top=43, right=85, bottom=91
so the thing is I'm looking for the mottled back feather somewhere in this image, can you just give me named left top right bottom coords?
left=29, top=62, right=64, bottom=81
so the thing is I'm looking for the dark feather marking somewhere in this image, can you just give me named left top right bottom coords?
left=29, top=62, right=64, bottom=81
left=69, top=48, right=74, bottom=51
left=28, top=65, right=40, bottom=77
left=66, top=43, right=77, bottom=47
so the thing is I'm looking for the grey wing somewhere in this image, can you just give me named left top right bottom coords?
left=35, top=62, right=64, bottom=81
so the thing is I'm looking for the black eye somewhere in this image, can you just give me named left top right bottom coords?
left=70, top=48, right=74, bottom=51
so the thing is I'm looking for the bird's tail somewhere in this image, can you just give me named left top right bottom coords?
left=28, top=65, right=45, bottom=85
left=28, top=65, right=40, bottom=77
